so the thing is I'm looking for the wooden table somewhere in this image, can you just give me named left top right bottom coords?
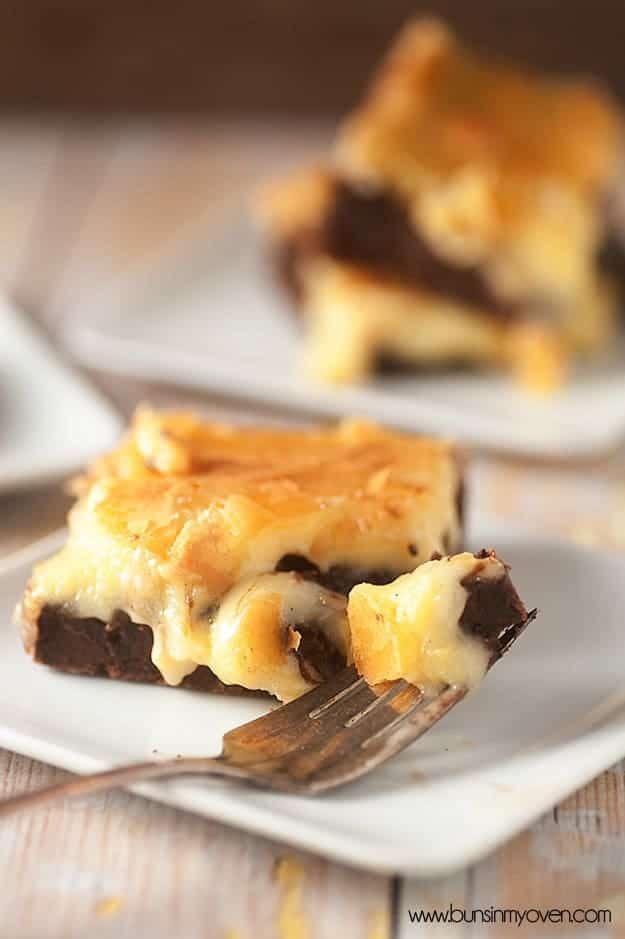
left=2, top=120, right=625, bottom=938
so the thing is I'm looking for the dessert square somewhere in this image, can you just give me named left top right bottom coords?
left=260, top=19, right=624, bottom=391
left=16, top=408, right=465, bottom=701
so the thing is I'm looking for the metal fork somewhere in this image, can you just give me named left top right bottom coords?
left=0, top=612, right=534, bottom=815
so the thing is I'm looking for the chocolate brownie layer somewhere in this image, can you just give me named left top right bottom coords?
left=33, top=606, right=253, bottom=694
left=274, top=554, right=399, bottom=594
left=296, top=630, right=346, bottom=684
left=277, top=180, right=519, bottom=319
left=460, top=550, right=530, bottom=661
left=32, top=605, right=349, bottom=698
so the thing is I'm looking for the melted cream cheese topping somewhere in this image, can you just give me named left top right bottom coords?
left=208, top=574, right=349, bottom=701
left=348, top=552, right=503, bottom=692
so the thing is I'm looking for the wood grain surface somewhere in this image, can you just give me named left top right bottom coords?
left=2, top=120, right=625, bottom=938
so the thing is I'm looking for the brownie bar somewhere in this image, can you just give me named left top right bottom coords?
left=276, top=180, right=519, bottom=319
left=18, top=409, right=466, bottom=702
left=274, top=553, right=399, bottom=594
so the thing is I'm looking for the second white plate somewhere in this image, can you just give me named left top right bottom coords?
left=64, top=217, right=625, bottom=459
left=1, top=298, right=123, bottom=493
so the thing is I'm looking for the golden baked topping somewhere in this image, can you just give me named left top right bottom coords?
left=337, top=18, right=622, bottom=205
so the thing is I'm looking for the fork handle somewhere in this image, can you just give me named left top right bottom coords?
left=0, top=756, right=253, bottom=818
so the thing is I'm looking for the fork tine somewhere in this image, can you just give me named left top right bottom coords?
left=491, top=608, right=538, bottom=663
left=343, top=681, right=416, bottom=727
left=271, top=681, right=424, bottom=784
left=308, top=677, right=367, bottom=719
left=223, top=672, right=413, bottom=765
left=299, top=685, right=467, bottom=793
left=224, top=665, right=364, bottom=744
left=222, top=667, right=367, bottom=758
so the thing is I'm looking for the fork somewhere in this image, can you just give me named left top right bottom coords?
left=0, top=612, right=534, bottom=815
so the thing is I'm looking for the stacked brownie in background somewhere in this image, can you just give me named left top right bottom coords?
left=260, top=19, right=625, bottom=392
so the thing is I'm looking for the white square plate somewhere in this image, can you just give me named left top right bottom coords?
left=1, top=298, right=123, bottom=493
left=64, top=218, right=625, bottom=459
left=3, top=523, right=625, bottom=876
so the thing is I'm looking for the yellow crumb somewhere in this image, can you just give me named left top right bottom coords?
left=368, top=908, right=391, bottom=939
left=224, top=931, right=243, bottom=939
left=94, top=896, right=124, bottom=916
left=274, top=856, right=309, bottom=939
